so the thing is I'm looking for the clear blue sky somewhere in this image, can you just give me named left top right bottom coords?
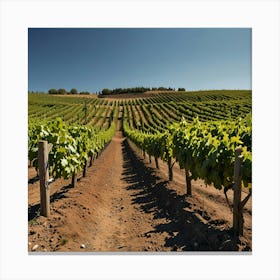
left=28, top=28, right=251, bottom=93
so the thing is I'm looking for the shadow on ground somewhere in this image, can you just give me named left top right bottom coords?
left=28, top=176, right=39, bottom=184
left=28, top=183, right=73, bottom=221
left=121, top=139, right=245, bottom=251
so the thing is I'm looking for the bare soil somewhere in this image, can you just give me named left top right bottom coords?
left=28, top=123, right=252, bottom=252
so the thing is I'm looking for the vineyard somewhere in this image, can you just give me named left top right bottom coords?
left=28, top=90, right=252, bottom=252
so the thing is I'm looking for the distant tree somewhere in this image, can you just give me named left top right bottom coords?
left=57, top=88, right=67, bottom=95
left=80, top=91, right=90, bottom=95
left=102, top=88, right=112, bottom=95
left=70, top=88, right=78, bottom=95
left=48, top=88, right=58, bottom=94
left=178, top=88, right=186, bottom=91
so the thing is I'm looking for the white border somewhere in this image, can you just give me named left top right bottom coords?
left=0, top=0, right=279, bottom=280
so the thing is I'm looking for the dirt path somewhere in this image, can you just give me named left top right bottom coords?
left=28, top=124, right=170, bottom=252
left=28, top=121, right=251, bottom=252
left=76, top=129, right=168, bottom=252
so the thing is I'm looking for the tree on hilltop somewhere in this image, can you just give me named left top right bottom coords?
left=48, top=88, right=58, bottom=94
left=102, top=88, right=112, bottom=95
left=57, top=88, right=67, bottom=95
left=70, top=88, right=78, bottom=95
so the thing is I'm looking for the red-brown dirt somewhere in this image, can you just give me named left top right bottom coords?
left=28, top=123, right=252, bottom=252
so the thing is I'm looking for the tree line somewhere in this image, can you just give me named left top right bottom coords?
left=29, top=86, right=187, bottom=96
left=100, top=87, right=186, bottom=95
left=48, top=88, right=91, bottom=95
left=28, top=89, right=92, bottom=95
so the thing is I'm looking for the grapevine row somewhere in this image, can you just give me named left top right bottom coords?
left=28, top=117, right=116, bottom=186
left=123, top=115, right=252, bottom=193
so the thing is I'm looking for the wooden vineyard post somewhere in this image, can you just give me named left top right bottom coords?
left=38, top=141, right=50, bottom=217
left=233, top=147, right=243, bottom=236
left=72, top=173, right=77, bottom=187
left=155, top=157, right=159, bottom=169
left=89, top=154, right=94, bottom=167
left=83, top=159, right=87, bottom=177
left=185, top=168, right=192, bottom=196
left=167, top=157, right=173, bottom=181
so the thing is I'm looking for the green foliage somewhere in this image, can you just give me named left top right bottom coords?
left=48, top=89, right=58, bottom=95
left=70, top=88, right=78, bottom=95
left=28, top=118, right=116, bottom=179
left=123, top=115, right=252, bottom=191
left=100, top=86, right=178, bottom=96
left=170, top=116, right=252, bottom=189
left=57, top=88, right=67, bottom=95
left=61, top=239, right=68, bottom=245
left=29, top=89, right=252, bottom=193
left=102, top=88, right=112, bottom=95
left=47, top=88, right=91, bottom=95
